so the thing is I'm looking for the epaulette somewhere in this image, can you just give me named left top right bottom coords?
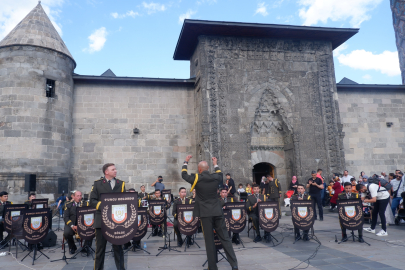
left=95, top=177, right=103, bottom=182
left=25, top=200, right=30, bottom=202
left=65, top=201, right=73, bottom=205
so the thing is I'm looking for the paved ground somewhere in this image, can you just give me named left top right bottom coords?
left=2, top=206, right=405, bottom=270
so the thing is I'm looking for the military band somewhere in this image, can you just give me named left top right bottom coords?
left=148, top=189, right=170, bottom=237
left=246, top=184, right=267, bottom=242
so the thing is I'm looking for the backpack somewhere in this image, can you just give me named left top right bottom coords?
left=367, top=177, right=392, bottom=192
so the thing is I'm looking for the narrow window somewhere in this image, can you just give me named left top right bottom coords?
left=46, top=79, right=55, bottom=97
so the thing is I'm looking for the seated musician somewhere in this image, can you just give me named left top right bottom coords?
left=173, top=187, right=193, bottom=247
left=291, top=184, right=311, bottom=241
left=0, top=191, right=13, bottom=248
left=219, top=188, right=240, bottom=245
left=64, top=190, right=91, bottom=254
left=149, top=189, right=170, bottom=237
left=338, top=182, right=364, bottom=242
left=138, top=185, right=149, bottom=200
left=24, top=193, right=36, bottom=209
left=245, top=184, right=266, bottom=243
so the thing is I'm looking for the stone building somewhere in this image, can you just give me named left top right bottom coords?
left=1, top=3, right=404, bottom=202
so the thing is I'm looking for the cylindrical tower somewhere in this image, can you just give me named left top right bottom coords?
left=0, top=3, right=76, bottom=199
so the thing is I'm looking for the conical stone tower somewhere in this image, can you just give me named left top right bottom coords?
left=0, top=3, right=75, bottom=199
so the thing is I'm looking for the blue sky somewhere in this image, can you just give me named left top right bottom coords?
left=0, top=0, right=401, bottom=84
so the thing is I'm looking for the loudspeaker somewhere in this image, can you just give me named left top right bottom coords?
left=24, top=174, right=36, bottom=192
left=41, top=230, right=57, bottom=247
left=58, top=178, right=69, bottom=194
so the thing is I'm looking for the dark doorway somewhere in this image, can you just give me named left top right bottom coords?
left=252, top=162, right=274, bottom=185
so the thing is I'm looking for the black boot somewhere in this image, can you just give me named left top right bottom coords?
left=177, top=238, right=183, bottom=247
left=358, top=235, right=364, bottom=243
left=253, top=235, right=262, bottom=243
left=186, top=236, right=193, bottom=245
left=341, top=234, right=348, bottom=242
left=157, top=229, right=163, bottom=237
left=303, top=233, right=309, bottom=241
left=123, top=241, right=131, bottom=250
left=152, top=226, right=158, bottom=236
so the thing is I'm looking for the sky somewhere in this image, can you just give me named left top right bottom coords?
left=0, top=0, right=401, bottom=84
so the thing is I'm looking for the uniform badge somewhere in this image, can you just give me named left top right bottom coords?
left=183, top=211, right=193, bottom=223
left=111, top=204, right=127, bottom=224
left=30, top=217, right=42, bottom=230
left=345, top=206, right=356, bottom=218
left=154, top=205, right=162, bottom=215
left=298, top=207, right=308, bottom=218
left=84, top=213, right=94, bottom=226
left=264, top=208, right=274, bottom=220
left=231, top=209, right=241, bottom=221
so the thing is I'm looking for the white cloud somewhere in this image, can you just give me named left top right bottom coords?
left=178, top=10, right=196, bottom=24
left=142, top=2, right=166, bottom=14
left=0, top=0, right=64, bottom=40
left=83, top=27, right=107, bottom=53
left=338, top=50, right=400, bottom=77
left=111, top=10, right=140, bottom=19
left=333, top=43, right=348, bottom=57
left=255, top=2, right=268, bottom=16
left=196, top=0, right=217, bottom=5
left=298, top=0, right=383, bottom=28
left=362, top=74, right=372, bottom=80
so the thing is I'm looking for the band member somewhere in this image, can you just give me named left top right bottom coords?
left=291, top=184, right=311, bottom=241
left=148, top=189, right=170, bottom=237
left=219, top=188, right=240, bottom=245
left=338, top=182, right=364, bottom=242
left=246, top=184, right=267, bottom=242
left=263, top=174, right=282, bottom=217
left=0, top=191, right=12, bottom=248
left=138, top=185, right=149, bottom=200
left=63, top=190, right=90, bottom=254
left=24, top=193, right=36, bottom=209
left=172, top=187, right=193, bottom=247
left=182, top=155, right=238, bottom=270
left=90, top=163, right=126, bottom=270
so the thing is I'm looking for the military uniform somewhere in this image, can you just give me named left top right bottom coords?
left=24, top=200, right=33, bottom=209
left=148, top=196, right=170, bottom=236
left=0, top=201, right=13, bottom=244
left=246, top=194, right=267, bottom=239
left=90, top=177, right=126, bottom=270
left=63, top=200, right=91, bottom=253
left=182, top=163, right=238, bottom=270
left=138, top=192, right=149, bottom=200
left=265, top=178, right=282, bottom=216
left=172, top=197, right=193, bottom=245
left=337, top=192, right=363, bottom=241
left=291, top=193, right=311, bottom=240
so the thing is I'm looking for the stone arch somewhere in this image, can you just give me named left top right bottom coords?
left=251, top=150, right=285, bottom=169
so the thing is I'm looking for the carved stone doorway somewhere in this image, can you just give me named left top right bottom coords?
left=252, top=162, right=274, bottom=185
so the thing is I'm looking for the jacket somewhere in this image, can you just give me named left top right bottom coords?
left=245, top=194, right=266, bottom=216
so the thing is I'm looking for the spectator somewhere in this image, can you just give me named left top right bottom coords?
left=395, top=170, right=402, bottom=177
left=306, top=171, right=324, bottom=221
left=237, top=184, right=245, bottom=194
left=388, top=173, right=395, bottom=182
left=391, top=172, right=405, bottom=217
left=359, top=178, right=390, bottom=236
left=151, top=176, right=165, bottom=191
left=361, top=176, right=369, bottom=185
left=317, top=169, right=327, bottom=207
left=330, top=176, right=342, bottom=211
left=381, top=172, right=389, bottom=181
left=225, top=173, right=236, bottom=198
left=326, top=180, right=334, bottom=206
left=245, top=183, right=252, bottom=194
left=289, top=176, right=299, bottom=195
left=259, top=176, right=266, bottom=193
left=350, top=178, right=358, bottom=193
left=56, top=193, right=67, bottom=217
left=359, top=171, right=366, bottom=182
left=341, top=170, right=353, bottom=185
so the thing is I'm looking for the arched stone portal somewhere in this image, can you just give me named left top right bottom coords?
left=252, top=162, right=274, bottom=185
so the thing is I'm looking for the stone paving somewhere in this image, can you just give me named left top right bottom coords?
left=2, top=207, right=405, bottom=270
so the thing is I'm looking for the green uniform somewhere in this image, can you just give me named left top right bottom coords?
left=182, top=164, right=238, bottom=270
left=63, top=200, right=91, bottom=251
left=0, top=201, right=12, bottom=243
left=290, top=193, right=311, bottom=238
left=24, top=200, right=32, bottom=209
left=245, top=194, right=267, bottom=236
left=172, top=197, right=193, bottom=242
left=337, top=192, right=362, bottom=237
left=90, top=177, right=126, bottom=270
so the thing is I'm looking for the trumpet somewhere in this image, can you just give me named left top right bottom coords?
left=75, top=231, right=81, bottom=240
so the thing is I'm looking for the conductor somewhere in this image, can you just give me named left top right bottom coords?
left=182, top=155, right=238, bottom=270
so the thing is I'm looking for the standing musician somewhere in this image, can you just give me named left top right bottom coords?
left=173, top=187, right=193, bottom=247
left=338, top=182, right=364, bottom=242
left=181, top=155, right=238, bottom=270
left=90, top=163, right=126, bottom=270
left=0, top=191, right=12, bottom=248
left=219, top=188, right=240, bottom=245
left=64, top=190, right=92, bottom=254
left=24, top=193, right=36, bottom=209
left=148, top=189, right=170, bottom=237
left=138, top=185, right=149, bottom=200
left=291, top=184, right=311, bottom=241
left=246, top=184, right=267, bottom=243
left=262, top=174, right=282, bottom=217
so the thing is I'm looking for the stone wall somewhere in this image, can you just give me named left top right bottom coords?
left=338, top=86, right=405, bottom=176
left=191, top=36, right=345, bottom=190
left=71, top=80, right=196, bottom=194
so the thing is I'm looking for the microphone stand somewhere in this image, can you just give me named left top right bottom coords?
left=156, top=207, right=180, bottom=256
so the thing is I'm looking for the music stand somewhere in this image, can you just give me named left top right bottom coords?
left=0, top=216, right=28, bottom=258
left=263, top=232, right=279, bottom=246
left=50, top=237, right=76, bottom=265
left=70, top=240, right=95, bottom=259
left=202, top=250, right=229, bottom=267
left=125, top=241, right=150, bottom=255
left=338, top=230, right=370, bottom=246
left=183, top=234, right=201, bottom=252
left=156, top=208, right=180, bottom=256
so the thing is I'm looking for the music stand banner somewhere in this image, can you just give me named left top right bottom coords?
left=258, top=201, right=279, bottom=232
left=133, top=207, right=148, bottom=241
left=177, top=204, right=199, bottom=236
left=77, top=206, right=96, bottom=240
left=290, top=200, right=315, bottom=231
left=162, top=189, right=172, bottom=204
left=148, top=200, right=166, bottom=225
left=12, top=215, right=24, bottom=239
left=22, top=209, right=50, bottom=244
left=31, top=199, right=48, bottom=209
left=224, top=202, right=246, bottom=233
left=100, top=193, right=138, bottom=245
left=3, top=204, right=28, bottom=233
left=337, top=199, right=364, bottom=231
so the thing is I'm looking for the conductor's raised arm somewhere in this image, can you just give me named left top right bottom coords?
left=181, top=155, right=197, bottom=185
